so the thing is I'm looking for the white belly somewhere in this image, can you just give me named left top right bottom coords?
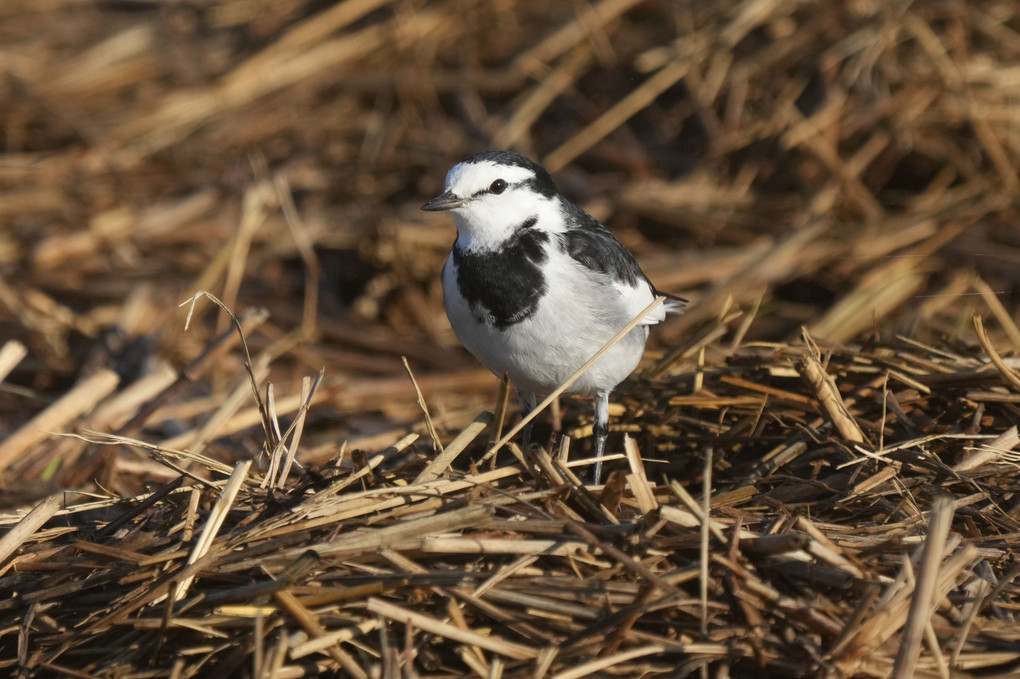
left=442, top=249, right=652, bottom=396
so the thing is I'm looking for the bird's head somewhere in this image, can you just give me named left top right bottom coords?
left=422, top=151, right=562, bottom=250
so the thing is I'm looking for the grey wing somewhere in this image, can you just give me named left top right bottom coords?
left=559, top=207, right=645, bottom=287
left=559, top=207, right=686, bottom=323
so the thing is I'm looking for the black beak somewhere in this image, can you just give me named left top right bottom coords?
left=421, top=190, right=465, bottom=211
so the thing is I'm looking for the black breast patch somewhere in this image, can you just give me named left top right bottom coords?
left=453, top=224, right=549, bottom=329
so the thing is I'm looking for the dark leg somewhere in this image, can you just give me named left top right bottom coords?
left=593, top=390, right=609, bottom=484
left=518, top=391, right=537, bottom=448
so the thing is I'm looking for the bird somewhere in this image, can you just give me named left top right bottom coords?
left=421, top=150, right=684, bottom=483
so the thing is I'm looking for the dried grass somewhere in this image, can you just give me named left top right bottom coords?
left=2, top=0, right=1020, bottom=676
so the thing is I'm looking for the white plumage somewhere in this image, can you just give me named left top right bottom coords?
left=423, top=151, right=683, bottom=482
left=441, top=244, right=653, bottom=397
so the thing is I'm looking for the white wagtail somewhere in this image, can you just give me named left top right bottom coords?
left=422, top=150, right=684, bottom=482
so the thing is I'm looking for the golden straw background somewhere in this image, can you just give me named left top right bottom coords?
left=1, top=1, right=1019, bottom=677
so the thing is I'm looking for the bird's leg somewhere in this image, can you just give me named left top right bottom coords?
left=593, top=390, right=610, bottom=485
left=518, top=391, right=537, bottom=448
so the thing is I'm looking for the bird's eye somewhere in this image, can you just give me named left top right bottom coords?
left=489, top=179, right=507, bottom=194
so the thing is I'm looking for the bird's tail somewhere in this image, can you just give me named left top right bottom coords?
left=656, top=290, right=688, bottom=314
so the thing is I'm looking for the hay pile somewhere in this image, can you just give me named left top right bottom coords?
left=1, top=0, right=1020, bottom=676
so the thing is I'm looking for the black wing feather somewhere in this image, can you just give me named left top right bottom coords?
left=558, top=204, right=645, bottom=287
left=559, top=204, right=689, bottom=307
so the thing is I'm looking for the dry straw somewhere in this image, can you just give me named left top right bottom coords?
left=2, top=0, right=1020, bottom=676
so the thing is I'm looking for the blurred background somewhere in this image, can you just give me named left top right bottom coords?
left=1, top=0, right=1019, bottom=497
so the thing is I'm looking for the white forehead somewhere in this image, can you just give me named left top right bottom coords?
left=445, top=159, right=536, bottom=194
